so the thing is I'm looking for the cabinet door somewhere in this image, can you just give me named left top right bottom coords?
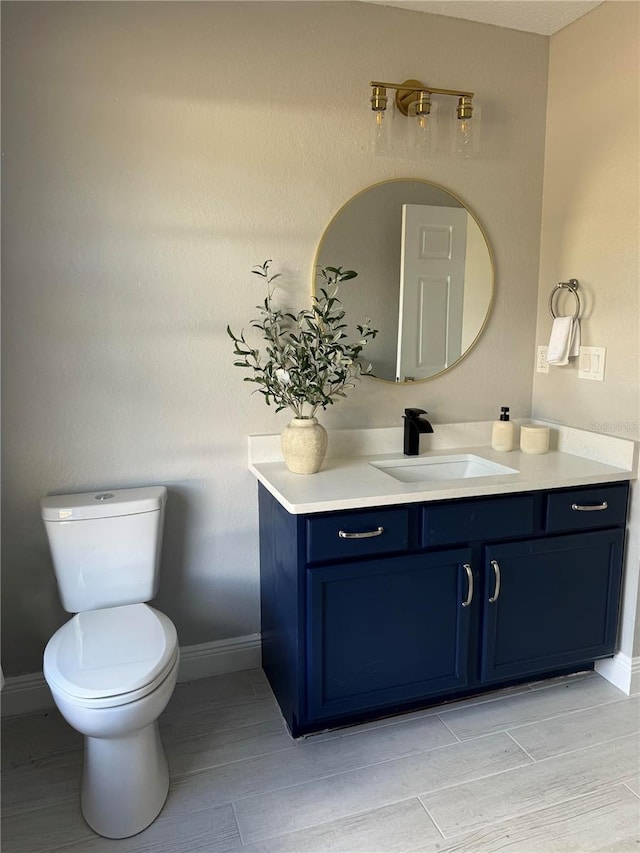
left=306, top=549, right=472, bottom=721
left=481, top=529, right=624, bottom=683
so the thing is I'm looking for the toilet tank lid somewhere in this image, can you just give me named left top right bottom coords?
left=41, top=486, right=167, bottom=522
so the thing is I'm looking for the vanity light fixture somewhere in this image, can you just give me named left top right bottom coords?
left=369, top=79, right=480, bottom=157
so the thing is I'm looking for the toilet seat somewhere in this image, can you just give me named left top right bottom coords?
left=44, top=604, right=178, bottom=708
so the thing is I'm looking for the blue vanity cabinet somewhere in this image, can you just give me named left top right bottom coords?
left=479, top=483, right=628, bottom=684
left=306, top=548, right=472, bottom=721
left=480, top=529, right=625, bottom=683
left=258, top=480, right=628, bottom=737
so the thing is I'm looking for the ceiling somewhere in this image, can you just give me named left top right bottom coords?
left=361, top=1, right=604, bottom=35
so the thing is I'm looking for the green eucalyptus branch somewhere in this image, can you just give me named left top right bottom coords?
left=227, top=261, right=378, bottom=419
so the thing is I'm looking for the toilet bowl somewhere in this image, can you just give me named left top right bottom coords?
left=44, top=603, right=179, bottom=839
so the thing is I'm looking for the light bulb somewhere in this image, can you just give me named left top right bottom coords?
left=408, top=97, right=437, bottom=157
left=370, top=89, right=396, bottom=156
left=452, top=100, right=481, bottom=157
left=414, top=114, right=431, bottom=154
left=457, top=118, right=472, bottom=151
left=371, top=108, right=389, bottom=155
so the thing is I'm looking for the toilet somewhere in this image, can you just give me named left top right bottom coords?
left=41, top=486, right=179, bottom=839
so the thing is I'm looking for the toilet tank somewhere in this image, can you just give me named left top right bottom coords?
left=41, top=486, right=167, bottom=613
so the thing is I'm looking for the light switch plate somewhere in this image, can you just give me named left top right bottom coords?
left=578, top=346, right=606, bottom=381
left=536, top=345, right=549, bottom=374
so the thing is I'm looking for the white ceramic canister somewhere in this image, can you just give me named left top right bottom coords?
left=520, top=424, right=550, bottom=454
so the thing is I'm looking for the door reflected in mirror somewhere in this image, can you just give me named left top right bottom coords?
left=315, top=179, right=494, bottom=383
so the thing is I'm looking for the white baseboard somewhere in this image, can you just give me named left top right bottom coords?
left=0, top=672, right=53, bottom=718
left=177, top=632, right=262, bottom=682
left=595, top=653, right=640, bottom=696
left=0, top=632, right=263, bottom=718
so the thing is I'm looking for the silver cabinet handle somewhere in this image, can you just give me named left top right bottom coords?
left=571, top=501, right=608, bottom=512
left=462, top=564, right=474, bottom=607
left=338, top=526, right=384, bottom=539
left=489, top=560, right=501, bottom=603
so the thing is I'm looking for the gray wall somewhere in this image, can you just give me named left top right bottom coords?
left=3, top=1, right=551, bottom=675
left=532, top=1, right=640, bottom=659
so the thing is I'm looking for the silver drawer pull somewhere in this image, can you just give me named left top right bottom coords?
left=462, top=564, right=474, bottom=607
left=571, top=501, right=608, bottom=512
left=489, top=560, right=501, bottom=603
left=338, top=526, right=384, bottom=540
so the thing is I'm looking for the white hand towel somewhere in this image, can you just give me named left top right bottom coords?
left=570, top=318, right=581, bottom=357
left=547, top=317, right=581, bottom=366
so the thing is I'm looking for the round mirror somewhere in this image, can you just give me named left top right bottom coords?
left=315, top=179, right=494, bottom=383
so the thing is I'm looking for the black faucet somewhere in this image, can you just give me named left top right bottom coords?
left=403, top=408, right=434, bottom=456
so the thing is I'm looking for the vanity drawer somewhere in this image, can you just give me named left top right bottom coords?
left=422, top=495, right=535, bottom=547
left=306, top=508, right=410, bottom=564
left=545, top=484, right=628, bottom=532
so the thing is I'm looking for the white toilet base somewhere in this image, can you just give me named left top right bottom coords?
left=81, top=721, right=169, bottom=839
left=45, top=651, right=179, bottom=840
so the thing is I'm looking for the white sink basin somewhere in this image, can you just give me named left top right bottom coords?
left=370, top=454, right=519, bottom=484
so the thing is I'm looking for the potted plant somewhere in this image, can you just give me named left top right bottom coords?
left=228, top=260, right=378, bottom=473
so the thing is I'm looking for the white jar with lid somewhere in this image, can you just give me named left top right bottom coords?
left=520, top=424, right=550, bottom=454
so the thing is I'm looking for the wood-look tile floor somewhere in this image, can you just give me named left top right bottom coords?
left=2, top=669, right=639, bottom=852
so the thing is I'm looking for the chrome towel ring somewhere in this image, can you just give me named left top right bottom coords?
left=549, top=278, right=580, bottom=320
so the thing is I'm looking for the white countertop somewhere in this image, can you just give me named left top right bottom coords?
left=248, top=422, right=637, bottom=515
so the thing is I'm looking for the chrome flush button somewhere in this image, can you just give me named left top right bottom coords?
left=94, top=493, right=115, bottom=501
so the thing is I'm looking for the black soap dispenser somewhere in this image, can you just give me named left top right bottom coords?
left=491, top=406, right=515, bottom=452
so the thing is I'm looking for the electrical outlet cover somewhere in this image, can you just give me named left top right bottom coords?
left=536, top=345, right=549, bottom=374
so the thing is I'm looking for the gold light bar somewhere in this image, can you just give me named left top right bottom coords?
left=370, top=79, right=474, bottom=117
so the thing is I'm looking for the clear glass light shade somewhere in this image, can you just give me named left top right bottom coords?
left=452, top=101, right=481, bottom=157
left=407, top=98, right=438, bottom=157
left=370, top=98, right=396, bottom=156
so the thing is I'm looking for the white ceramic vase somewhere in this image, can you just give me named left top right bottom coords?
left=281, top=417, right=328, bottom=474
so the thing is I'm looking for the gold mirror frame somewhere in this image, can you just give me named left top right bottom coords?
left=313, top=179, right=494, bottom=384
